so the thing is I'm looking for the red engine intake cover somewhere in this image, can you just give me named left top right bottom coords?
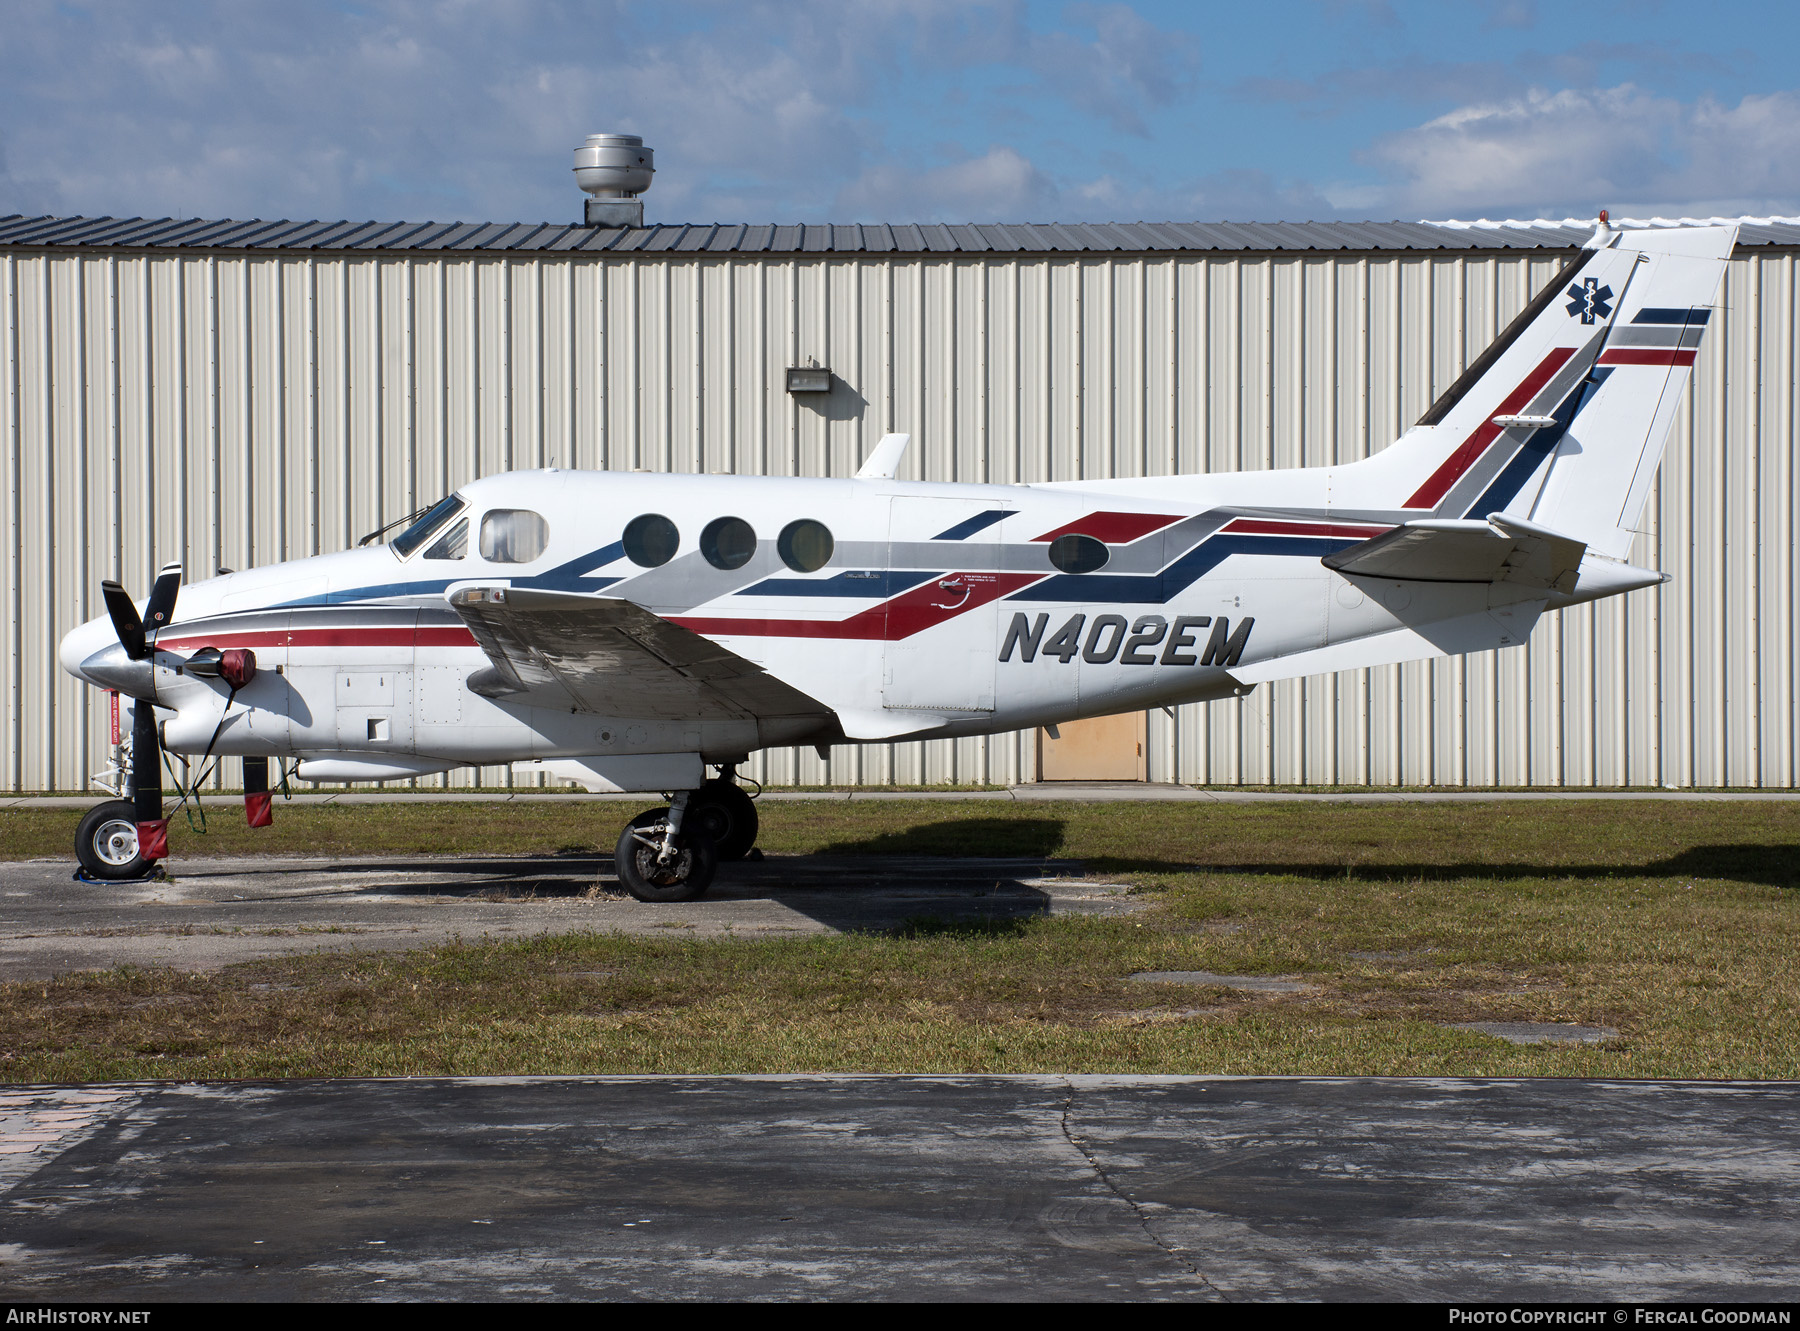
left=218, top=648, right=257, bottom=690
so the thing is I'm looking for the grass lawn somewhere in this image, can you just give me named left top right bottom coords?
left=1, top=798, right=1795, bottom=1082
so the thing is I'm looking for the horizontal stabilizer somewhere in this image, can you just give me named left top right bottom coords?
left=1323, top=514, right=1585, bottom=593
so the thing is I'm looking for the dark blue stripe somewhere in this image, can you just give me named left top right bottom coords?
left=1461, top=431, right=1562, bottom=520
left=1008, top=534, right=1359, bottom=604
left=1460, top=367, right=1609, bottom=519
left=1634, top=307, right=1709, bottom=325
left=932, top=509, right=1011, bottom=541
left=539, top=540, right=626, bottom=582
left=276, top=579, right=459, bottom=607
left=532, top=574, right=622, bottom=594
left=738, top=570, right=936, bottom=598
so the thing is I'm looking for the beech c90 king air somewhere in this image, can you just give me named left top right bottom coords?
left=59, top=218, right=1735, bottom=900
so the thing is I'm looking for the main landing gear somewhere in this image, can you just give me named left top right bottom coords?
left=614, top=768, right=761, bottom=903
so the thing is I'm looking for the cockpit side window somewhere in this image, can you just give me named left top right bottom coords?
left=480, top=509, right=549, bottom=564
left=392, top=494, right=467, bottom=559
left=422, top=518, right=467, bottom=561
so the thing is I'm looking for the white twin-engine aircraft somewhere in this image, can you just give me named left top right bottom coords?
left=60, top=220, right=1734, bottom=899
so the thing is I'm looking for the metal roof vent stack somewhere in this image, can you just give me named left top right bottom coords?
left=574, top=133, right=654, bottom=227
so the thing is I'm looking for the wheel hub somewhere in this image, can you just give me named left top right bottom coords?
left=634, top=843, right=693, bottom=886
left=94, top=819, right=139, bottom=867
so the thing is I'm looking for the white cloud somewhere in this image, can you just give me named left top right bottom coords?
left=1360, top=83, right=1800, bottom=218
left=1478, top=0, right=1537, bottom=30
left=1021, top=3, right=1200, bottom=137
left=0, top=0, right=1203, bottom=225
left=1065, top=166, right=1337, bottom=222
left=835, top=146, right=1057, bottom=221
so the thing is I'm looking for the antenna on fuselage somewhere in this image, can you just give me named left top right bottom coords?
left=855, top=432, right=911, bottom=480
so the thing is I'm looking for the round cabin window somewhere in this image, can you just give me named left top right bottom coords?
left=623, top=513, right=680, bottom=568
left=701, top=516, right=757, bottom=571
left=1048, top=533, right=1109, bottom=574
left=778, top=519, right=834, bottom=573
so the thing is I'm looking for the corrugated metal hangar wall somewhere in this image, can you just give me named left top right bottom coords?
left=3, top=216, right=1796, bottom=791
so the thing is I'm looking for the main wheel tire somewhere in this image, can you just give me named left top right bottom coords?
left=75, top=800, right=154, bottom=880
left=690, top=780, right=759, bottom=862
left=614, top=807, right=719, bottom=903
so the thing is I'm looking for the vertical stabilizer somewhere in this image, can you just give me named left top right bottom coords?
left=1520, top=225, right=1735, bottom=558
left=1327, top=234, right=1642, bottom=518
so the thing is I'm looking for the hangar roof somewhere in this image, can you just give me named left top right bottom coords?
left=2, top=213, right=1797, bottom=256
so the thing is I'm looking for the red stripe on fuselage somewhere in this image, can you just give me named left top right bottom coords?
left=156, top=626, right=477, bottom=651
left=1597, top=347, right=1697, bottom=367
left=1404, top=346, right=1575, bottom=510
left=1222, top=518, right=1393, bottom=540
left=1033, top=511, right=1184, bottom=543
left=673, top=571, right=1046, bottom=641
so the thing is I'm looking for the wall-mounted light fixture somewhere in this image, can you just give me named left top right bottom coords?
left=785, top=365, right=832, bottom=393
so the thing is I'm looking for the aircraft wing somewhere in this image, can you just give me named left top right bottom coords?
left=1322, top=515, right=1586, bottom=593
left=446, top=586, right=834, bottom=723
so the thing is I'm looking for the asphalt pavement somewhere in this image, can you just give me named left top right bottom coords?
left=0, top=852, right=1141, bottom=980
left=2, top=1074, right=1795, bottom=1301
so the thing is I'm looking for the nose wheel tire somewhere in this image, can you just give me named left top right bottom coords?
left=614, top=807, right=719, bottom=903
left=74, top=799, right=155, bottom=880
left=690, top=780, right=759, bottom=862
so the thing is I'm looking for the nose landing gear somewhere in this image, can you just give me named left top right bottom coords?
left=74, top=799, right=154, bottom=880
left=74, top=698, right=166, bottom=882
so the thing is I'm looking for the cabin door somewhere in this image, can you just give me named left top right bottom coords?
left=882, top=497, right=1009, bottom=713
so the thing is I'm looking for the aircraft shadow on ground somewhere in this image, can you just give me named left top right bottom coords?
left=164, top=827, right=1794, bottom=940
left=766, top=818, right=1070, bottom=932
left=813, top=817, right=1068, bottom=859
left=171, top=823, right=1073, bottom=933
left=1078, top=844, right=1800, bottom=891
left=176, top=854, right=611, bottom=901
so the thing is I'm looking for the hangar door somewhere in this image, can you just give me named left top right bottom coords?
left=1038, top=713, right=1148, bottom=781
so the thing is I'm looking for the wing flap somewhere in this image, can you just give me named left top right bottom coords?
left=448, top=586, right=833, bottom=723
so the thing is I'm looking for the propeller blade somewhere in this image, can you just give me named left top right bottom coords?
left=130, top=698, right=166, bottom=861
left=100, top=580, right=148, bottom=660
left=142, top=562, right=182, bottom=642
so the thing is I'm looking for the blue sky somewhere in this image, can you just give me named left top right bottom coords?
left=3, top=0, right=1797, bottom=226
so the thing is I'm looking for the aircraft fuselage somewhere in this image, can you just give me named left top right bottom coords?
left=60, top=466, right=1454, bottom=780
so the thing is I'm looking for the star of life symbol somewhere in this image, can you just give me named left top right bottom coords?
left=1566, top=277, right=1614, bottom=324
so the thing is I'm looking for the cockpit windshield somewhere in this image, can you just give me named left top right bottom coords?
left=391, top=494, right=467, bottom=559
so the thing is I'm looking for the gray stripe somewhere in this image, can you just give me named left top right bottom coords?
left=1608, top=325, right=1706, bottom=348
left=1432, top=327, right=1606, bottom=518
left=604, top=545, right=787, bottom=608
